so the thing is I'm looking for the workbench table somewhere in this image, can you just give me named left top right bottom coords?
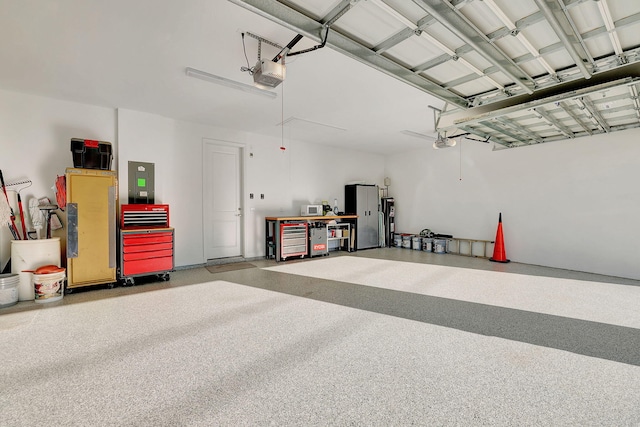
left=265, top=215, right=358, bottom=262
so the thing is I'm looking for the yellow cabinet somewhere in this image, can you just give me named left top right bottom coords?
left=66, top=168, right=117, bottom=289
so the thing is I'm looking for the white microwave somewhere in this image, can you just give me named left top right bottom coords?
left=301, top=204, right=323, bottom=216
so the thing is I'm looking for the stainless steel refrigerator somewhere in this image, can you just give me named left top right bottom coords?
left=345, top=184, right=379, bottom=250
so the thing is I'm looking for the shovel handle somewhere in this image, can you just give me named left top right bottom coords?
left=17, top=193, right=28, bottom=240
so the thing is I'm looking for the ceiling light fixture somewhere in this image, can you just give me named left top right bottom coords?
left=400, top=130, right=436, bottom=140
left=185, top=67, right=277, bottom=99
left=432, top=134, right=457, bottom=149
left=277, top=117, right=347, bottom=131
left=400, top=130, right=457, bottom=149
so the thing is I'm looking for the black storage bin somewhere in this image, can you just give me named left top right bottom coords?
left=70, top=138, right=113, bottom=170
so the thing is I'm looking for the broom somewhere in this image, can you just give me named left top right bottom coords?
left=6, top=179, right=32, bottom=240
left=0, top=170, right=21, bottom=239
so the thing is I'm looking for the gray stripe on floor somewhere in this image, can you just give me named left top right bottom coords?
left=232, top=268, right=640, bottom=366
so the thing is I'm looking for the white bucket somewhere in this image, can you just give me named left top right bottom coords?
left=412, top=236, right=422, bottom=250
left=0, top=273, right=20, bottom=308
left=33, top=270, right=65, bottom=303
left=434, top=239, right=447, bottom=254
left=11, top=238, right=61, bottom=301
left=422, top=238, right=434, bottom=252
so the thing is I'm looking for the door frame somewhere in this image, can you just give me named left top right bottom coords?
left=202, top=138, right=245, bottom=260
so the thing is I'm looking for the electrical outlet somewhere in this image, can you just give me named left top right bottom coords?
left=260, top=194, right=264, bottom=199
left=250, top=193, right=254, bottom=199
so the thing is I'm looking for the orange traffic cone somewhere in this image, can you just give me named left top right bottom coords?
left=490, top=212, right=510, bottom=263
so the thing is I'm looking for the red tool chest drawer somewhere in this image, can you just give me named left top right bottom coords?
left=124, top=242, right=173, bottom=253
left=123, top=232, right=173, bottom=246
left=122, top=257, right=174, bottom=276
left=120, top=228, right=174, bottom=278
left=123, top=249, right=174, bottom=261
left=120, top=204, right=169, bottom=229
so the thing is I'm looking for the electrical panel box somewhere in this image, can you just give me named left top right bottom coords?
left=128, top=161, right=155, bottom=204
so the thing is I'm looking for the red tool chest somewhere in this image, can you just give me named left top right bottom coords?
left=120, top=203, right=170, bottom=229
left=119, top=204, right=174, bottom=285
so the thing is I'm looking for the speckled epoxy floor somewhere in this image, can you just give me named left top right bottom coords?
left=2, top=249, right=640, bottom=426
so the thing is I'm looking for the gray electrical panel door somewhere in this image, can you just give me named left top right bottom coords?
left=128, top=161, right=155, bottom=204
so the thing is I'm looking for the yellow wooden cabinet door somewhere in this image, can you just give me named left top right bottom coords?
left=66, top=168, right=117, bottom=287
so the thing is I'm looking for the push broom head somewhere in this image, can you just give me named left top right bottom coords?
left=0, top=193, right=16, bottom=238
left=6, top=179, right=32, bottom=193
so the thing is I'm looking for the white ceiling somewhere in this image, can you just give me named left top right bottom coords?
left=0, top=0, right=445, bottom=155
left=1, top=0, right=639, bottom=154
left=233, top=0, right=640, bottom=149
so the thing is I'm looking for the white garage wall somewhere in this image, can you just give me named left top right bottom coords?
left=0, top=89, right=116, bottom=200
left=385, top=129, right=640, bottom=280
left=0, top=92, right=383, bottom=271
left=117, top=109, right=384, bottom=266
left=4, top=88, right=637, bottom=280
left=240, top=137, right=385, bottom=258
left=0, top=89, right=116, bottom=269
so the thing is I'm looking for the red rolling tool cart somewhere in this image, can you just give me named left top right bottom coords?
left=119, top=204, right=174, bottom=286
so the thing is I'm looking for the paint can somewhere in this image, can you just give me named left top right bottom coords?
left=422, top=238, right=434, bottom=252
left=402, top=234, right=412, bottom=249
left=434, top=239, right=447, bottom=254
left=393, top=235, right=402, bottom=247
left=412, top=236, right=422, bottom=250
left=11, top=238, right=61, bottom=301
left=33, top=269, right=65, bottom=303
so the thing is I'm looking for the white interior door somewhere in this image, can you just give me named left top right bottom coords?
left=203, top=141, right=242, bottom=260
